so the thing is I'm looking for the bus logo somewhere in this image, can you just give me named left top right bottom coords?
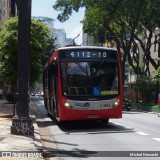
left=84, top=103, right=90, bottom=107
left=75, top=102, right=90, bottom=107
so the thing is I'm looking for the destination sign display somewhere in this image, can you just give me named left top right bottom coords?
left=59, top=50, right=117, bottom=59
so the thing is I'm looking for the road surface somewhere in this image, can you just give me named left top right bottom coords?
left=30, top=96, right=160, bottom=160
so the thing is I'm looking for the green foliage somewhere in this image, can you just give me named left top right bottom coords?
left=53, top=0, right=160, bottom=75
left=53, top=0, right=85, bottom=22
left=0, top=17, right=53, bottom=86
left=0, top=18, right=18, bottom=82
left=134, top=75, right=155, bottom=92
left=153, top=66, right=160, bottom=83
left=133, top=75, right=155, bottom=103
left=132, top=103, right=159, bottom=112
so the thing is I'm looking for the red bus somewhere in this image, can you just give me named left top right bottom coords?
left=43, top=46, right=122, bottom=123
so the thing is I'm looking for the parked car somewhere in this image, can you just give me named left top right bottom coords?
left=123, top=98, right=131, bottom=111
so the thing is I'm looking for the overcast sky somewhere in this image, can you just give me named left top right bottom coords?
left=31, top=0, right=85, bottom=44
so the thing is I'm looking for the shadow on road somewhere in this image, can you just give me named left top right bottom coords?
left=55, top=120, right=134, bottom=135
left=43, top=149, right=98, bottom=158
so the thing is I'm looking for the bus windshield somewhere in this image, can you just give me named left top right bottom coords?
left=60, top=59, right=119, bottom=97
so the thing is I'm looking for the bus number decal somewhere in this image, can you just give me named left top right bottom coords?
left=103, top=104, right=111, bottom=108
left=71, top=52, right=74, bottom=58
left=87, top=52, right=91, bottom=57
left=103, top=52, right=107, bottom=57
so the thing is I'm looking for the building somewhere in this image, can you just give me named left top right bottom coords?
left=44, top=20, right=72, bottom=47
left=47, top=21, right=54, bottom=31
left=148, top=31, right=159, bottom=77
left=0, top=0, right=10, bottom=25
left=54, top=28, right=66, bottom=47
left=65, top=38, right=73, bottom=45
left=82, top=32, right=94, bottom=46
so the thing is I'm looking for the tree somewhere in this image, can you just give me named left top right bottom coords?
left=53, top=0, right=160, bottom=76
left=134, top=75, right=155, bottom=103
left=0, top=17, right=53, bottom=88
left=31, top=16, right=56, bottom=66
left=154, top=66, right=160, bottom=83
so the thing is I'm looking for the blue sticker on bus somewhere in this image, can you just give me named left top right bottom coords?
left=92, top=87, right=101, bottom=96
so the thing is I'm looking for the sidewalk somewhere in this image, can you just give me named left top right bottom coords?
left=0, top=99, right=43, bottom=159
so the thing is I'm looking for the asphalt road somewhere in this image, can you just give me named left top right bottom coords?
left=31, top=96, right=160, bottom=160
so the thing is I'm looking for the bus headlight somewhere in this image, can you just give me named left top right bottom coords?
left=114, top=99, right=120, bottom=106
left=64, top=102, right=73, bottom=109
left=64, top=102, right=70, bottom=107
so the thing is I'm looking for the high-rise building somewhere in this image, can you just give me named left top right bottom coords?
left=54, top=28, right=66, bottom=47
left=65, top=38, right=73, bottom=45
left=82, top=32, right=94, bottom=46
left=42, top=20, right=68, bottom=47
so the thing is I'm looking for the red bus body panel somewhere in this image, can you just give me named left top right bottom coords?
left=58, top=104, right=122, bottom=121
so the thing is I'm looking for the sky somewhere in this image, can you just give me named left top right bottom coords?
left=31, top=0, right=85, bottom=44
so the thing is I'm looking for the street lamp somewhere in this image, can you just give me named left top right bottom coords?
left=154, top=27, right=160, bottom=102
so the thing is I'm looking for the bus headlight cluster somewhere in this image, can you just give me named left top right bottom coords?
left=64, top=102, right=73, bottom=109
left=114, top=99, right=120, bottom=106
left=64, top=102, right=70, bottom=107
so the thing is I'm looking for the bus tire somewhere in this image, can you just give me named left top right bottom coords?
left=100, top=119, right=109, bottom=125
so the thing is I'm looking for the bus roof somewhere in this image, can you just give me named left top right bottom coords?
left=57, top=46, right=117, bottom=51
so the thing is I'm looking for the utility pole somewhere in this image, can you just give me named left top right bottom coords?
left=11, top=0, right=34, bottom=135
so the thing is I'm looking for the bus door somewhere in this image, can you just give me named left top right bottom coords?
left=49, top=62, right=58, bottom=117
left=43, top=70, right=50, bottom=112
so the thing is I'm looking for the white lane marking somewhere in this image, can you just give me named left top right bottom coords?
left=136, top=132, right=149, bottom=136
left=152, top=138, right=160, bottom=142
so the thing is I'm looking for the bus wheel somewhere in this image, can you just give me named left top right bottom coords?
left=100, top=119, right=109, bottom=125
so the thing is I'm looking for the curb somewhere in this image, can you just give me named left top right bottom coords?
left=31, top=115, right=43, bottom=151
left=131, top=109, right=159, bottom=115
left=28, top=101, right=43, bottom=151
